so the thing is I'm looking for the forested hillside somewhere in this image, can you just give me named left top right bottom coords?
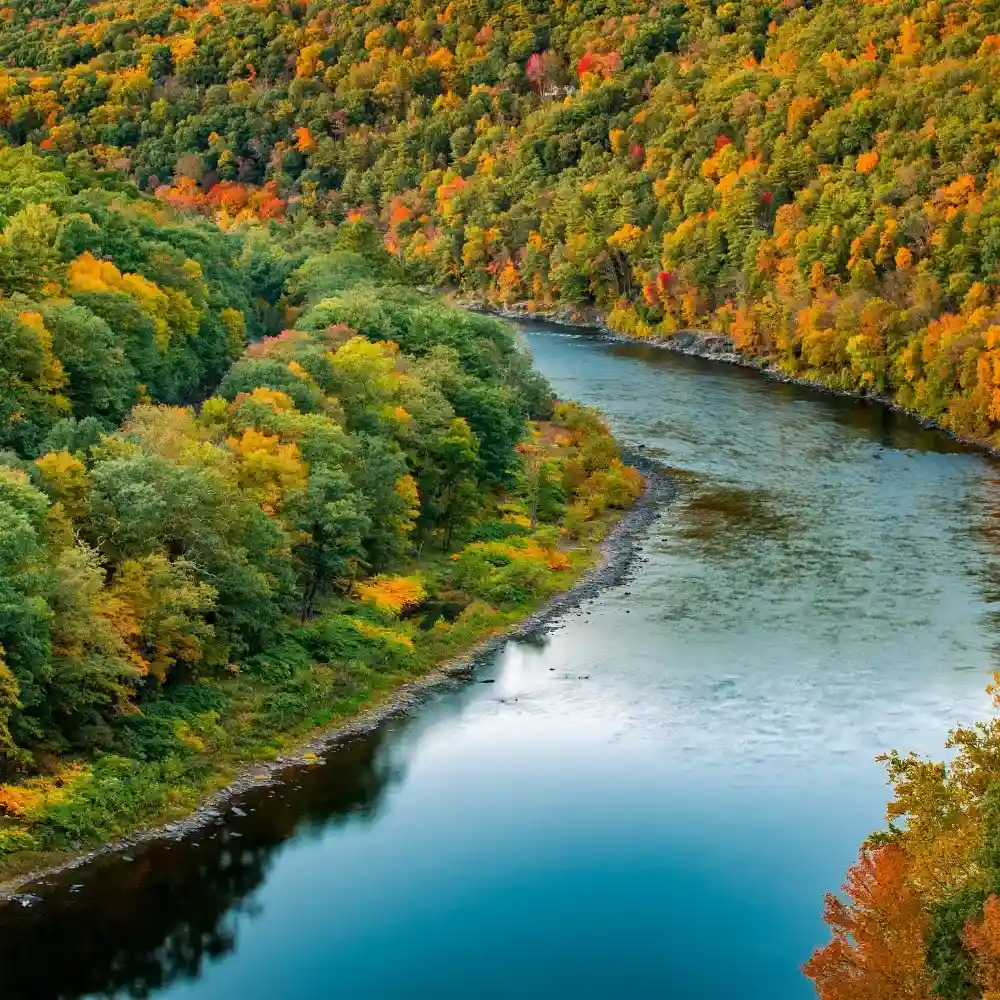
left=7, top=0, right=1000, bottom=441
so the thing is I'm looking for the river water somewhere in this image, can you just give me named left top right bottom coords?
left=3, top=325, right=1000, bottom=999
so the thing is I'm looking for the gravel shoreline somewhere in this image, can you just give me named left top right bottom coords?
left=468, top=299, right=1000, bottom=459
left=0, top=457, right=674, bottom=907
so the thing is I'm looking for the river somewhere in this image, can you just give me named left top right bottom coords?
left=2, top=324, right=999, bottom=999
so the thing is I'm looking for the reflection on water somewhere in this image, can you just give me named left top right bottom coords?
left=2, top=327, right=1000, bottom=1000
left=0, top=732, right=401, bottom=1000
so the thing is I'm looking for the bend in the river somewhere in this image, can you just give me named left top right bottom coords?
left=1, top=323, right=998, bottom=1000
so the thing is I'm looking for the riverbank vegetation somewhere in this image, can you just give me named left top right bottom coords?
left=0, top=155, right=642, bottom=875
left=9, top=0, right=1000, bottom=443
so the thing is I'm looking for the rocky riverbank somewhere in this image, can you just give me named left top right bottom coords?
left=461, top=298, right=999, bottom=458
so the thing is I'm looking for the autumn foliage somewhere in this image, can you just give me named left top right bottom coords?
left=804, top=845, right=933, bottom=1000
left=356, top=575, right=427, bottom=616
left=2, top=0, right=993, bottom=442
left=807, top=674, right=1000, bottom=1000
left=0, top=161, right=648, bottom=870
left=7, top=0, right=1000, bottom=937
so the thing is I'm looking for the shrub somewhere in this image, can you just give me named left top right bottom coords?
left=465, top=519, right=531, bottom=542
left=355, top=574, right=426, bottom=616
left=244, top=638, right=314, bottom=683
left=301, top=614, right=417, bottom=671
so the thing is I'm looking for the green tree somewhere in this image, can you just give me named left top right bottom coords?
left=290, top=465, right=370, bottom=620
left=40, top=301, right=138, bottom=423
left=0, top=469, right=54, bottom=770
left=0, top=204, right=62, bottom=295
left=419, top=417, right=481, bottom=550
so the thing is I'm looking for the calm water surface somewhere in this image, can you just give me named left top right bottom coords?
left=4, top=326, right=1000, bottom=1000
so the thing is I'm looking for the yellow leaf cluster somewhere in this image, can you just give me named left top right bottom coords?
left=34, top=450, right=88, bottom=514
left=171, top=37, right=196, bottom=65
left=17, top=311, right=67, bottom=394
left=226, top=428, right=307, bottom=514
left=244, top=386, right=296, bottom=412
left=68, top=252, right=180, bottom=349
left=607, top=223, right=644, bottom=252
left=0, top=764, right=88, bottom=819
left=356, top=574, right=426, bottom=615
left=296, top=42, right=324, bottom=79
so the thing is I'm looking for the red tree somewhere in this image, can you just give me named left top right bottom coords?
left=803, top=845, right=932, bottom=1000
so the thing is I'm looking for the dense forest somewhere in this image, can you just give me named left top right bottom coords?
left=7, top=0, right=1000, bottom=442
left=0, top=145, right=642, bottom=864
left=4, top=0, right=1000, bottom=993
